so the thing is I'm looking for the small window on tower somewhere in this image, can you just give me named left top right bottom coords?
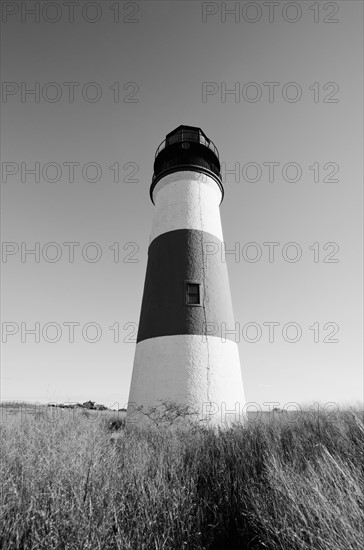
left=185, top=282, right=201, bottom=306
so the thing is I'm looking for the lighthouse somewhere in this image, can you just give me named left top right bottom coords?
left=127, top=126, right=245, bottom=426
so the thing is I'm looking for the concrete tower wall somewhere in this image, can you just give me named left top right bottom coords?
left=150, top=171, right=223, bottom=243
left=127, top=170, right=245, bottom=426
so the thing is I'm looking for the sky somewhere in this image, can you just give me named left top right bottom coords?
left=1, top=0, right=363, bottom=411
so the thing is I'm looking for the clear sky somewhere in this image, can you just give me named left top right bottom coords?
left=1, top=0, right=363, bottom=410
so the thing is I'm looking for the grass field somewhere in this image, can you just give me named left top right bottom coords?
left=1, top=403, right=363, bottom=549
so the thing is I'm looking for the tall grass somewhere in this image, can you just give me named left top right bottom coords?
left=1, top=406, right=363, bottom=549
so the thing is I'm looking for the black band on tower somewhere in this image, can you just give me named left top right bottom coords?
left=136, top=228, right=235, bottom=343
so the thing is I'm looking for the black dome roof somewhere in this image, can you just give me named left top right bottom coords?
left=150, top=125, right=223, bottom=203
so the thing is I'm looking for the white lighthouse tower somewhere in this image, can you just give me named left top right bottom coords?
left=127, top=126, right=245, bottom=426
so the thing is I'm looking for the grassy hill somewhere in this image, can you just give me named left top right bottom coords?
left=0, top=403, right=363, bottom=549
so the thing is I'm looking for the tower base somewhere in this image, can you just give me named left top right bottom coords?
left=127, top=334, right=245, bottom=428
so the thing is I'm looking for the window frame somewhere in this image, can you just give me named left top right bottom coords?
left=184, top=280, right=202, bottom=307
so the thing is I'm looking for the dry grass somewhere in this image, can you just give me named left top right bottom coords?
left=0, top=404, right=363, bottom=549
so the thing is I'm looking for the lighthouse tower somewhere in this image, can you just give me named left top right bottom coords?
left=127, top=126, right=245, bottom=426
